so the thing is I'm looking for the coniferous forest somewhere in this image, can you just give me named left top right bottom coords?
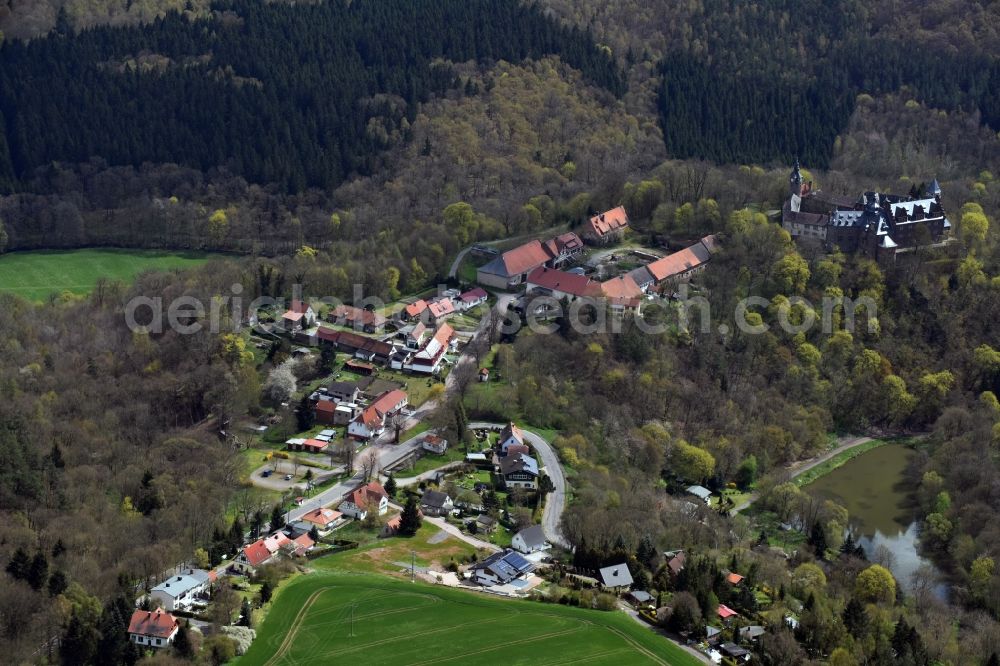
left=0, top=0, right=623, bottom=193
left=657, top=0, right=1000, bottom=168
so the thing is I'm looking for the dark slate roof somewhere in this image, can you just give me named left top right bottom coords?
left=420, top=490, right=451, bottom=509
left=514, top=525, right=547, bottom=549
left=500, top=453, right=539, bottom=477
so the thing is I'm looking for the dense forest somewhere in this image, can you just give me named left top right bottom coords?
left=0, top=0, right=623, bottom=193
left=1, top=0, right=1000, bottom=663
left=656, top=0, right=1000, bottom=168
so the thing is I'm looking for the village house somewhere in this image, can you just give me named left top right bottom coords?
left=329, top=304, right=387, bottom=333
left=583, top=206, right=629, bottom=245
left=599, top=563, right=633, bottom=592
left=339, top=481, right=389, bottom=520
left=327, top=381, right=362, bottom=403
left=421, top=433, right=448, bottom=454
left=128, top=609, right=179, bottom=649
left=498, top=422, right=525, bottom=455
left=287, top=533, right=315, bottom=557
left=500, top=452, right=539, bottom=490
left=314, top=399, right=337, bottom=425
left=511, top=525, right=549, bottom=554
left=402, top=299, right=428, bottom=321
left=149, top=569, right=216, bottom=611
left=316, top=328, right=395, bottom=364
left=401, top=321, right=428, bottom=349
left=525, top=266, right=603, bottom=302
left=348, top=389, right=408, bottom=440
left=294, top=507, right=345, bottom=533
left=390, top=323, right=455, bottom=375
left=233, top=531, right=293, bottom=574
left=542, top=232, right=585, bottom=266
left=686, top=485, right=713, bottom=505
left=477, top=239, right=554, bottom=290
left=600, top=274, right=644, bottom=315
left=419, top=490, right=454, bottom=516
left=233, top=540, right=275, bottom=574
left=476, top=232, right=587, bottom=291
left=718, top=604, right=739, bottom=624
left=457, top=287, right=488, bottom=311
left=281, top=299, right=316, bottom=332
left=426, top=297, right=457, bottom=324
left=470, top=549, right=535, bottom=587
left=475, top=514, right=498, bottom=534
left=644, top=237, right=717, bottom=288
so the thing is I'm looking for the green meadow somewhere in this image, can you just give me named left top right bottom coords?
left=236, top=573, right=698, bottom=666
left=0, top=248, right=216, bottom=300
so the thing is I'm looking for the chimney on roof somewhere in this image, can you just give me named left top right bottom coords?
left=600, top=214, right=605, bottom=221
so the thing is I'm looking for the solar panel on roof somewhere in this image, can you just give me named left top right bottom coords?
left=504, top=552, right=532, bottom=571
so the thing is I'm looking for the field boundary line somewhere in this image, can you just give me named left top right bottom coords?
left=263, top=585, right=331, bottom=666
left=603, top=625, right=671, bottom=665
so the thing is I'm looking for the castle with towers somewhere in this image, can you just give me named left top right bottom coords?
left=781, top=160, right=951, bottom=262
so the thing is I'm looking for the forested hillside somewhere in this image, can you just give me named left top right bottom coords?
left=0, top=0, right=623, bottom=193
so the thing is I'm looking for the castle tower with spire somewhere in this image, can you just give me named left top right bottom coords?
left=789, top=158, right=803, bottom=197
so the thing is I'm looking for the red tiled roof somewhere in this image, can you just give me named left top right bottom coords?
left=727, top=573, right=744, bottom=585
left=646, top=246, right=708, bottom=282
left=588, top=206, right=629, bottom=237
left=601, top=274, right=642, bottom=300
left=699, top=234, right=721, bottom=254
left=316, top=401, right=336, bottom=415
left=505, top=443, right=530, bottom=457
left=404, top=300, right=428, bottom=318
left=718, top=604, right=739, bottom=619
left=459, top=287, right=488, bottom=303
left=370, top=389, right=407, bottom=417
left=427, top=298, right=456, bottom=319
left=290, top=300, right=311, bottom=314
left=301, top=507, right=342, bottom=526
left=292, top=533, right=314, bottom=554
left=128, top=609, right=178, bottom=638
left=350, top=481, right=388, bottom=510
left=282, top=311, right=304, bottom=321
left=263, top=532, right=292, bottom=553
left=526, top=267, right=602, bottom=298
left=302, top=438, right=328, bottom=452
left=318, top=328, right=393, bottom=357
left=502, top=240, right=553, bottom=276
left=331, top=305, right=386, bottom=328
left=241, top=540, right=273, bottom=567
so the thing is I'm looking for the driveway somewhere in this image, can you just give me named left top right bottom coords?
left=469, top=421, right=570, bottom=551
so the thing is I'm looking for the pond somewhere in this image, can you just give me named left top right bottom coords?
left=804, top=443, right=948, bottom=599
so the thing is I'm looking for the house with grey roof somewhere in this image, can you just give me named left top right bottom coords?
left=511, top=525, right=549, bottom=554
left=419, top=490, right=454, bottom=517
left=470, top=549, right=535, bottom=587
left=686, top=485, right=712, bottom=504
left=500, top=452, right=539, bottom=490
left=149, top=569, right=215, bottom=611
left=599, top=563, right=633, bottom=591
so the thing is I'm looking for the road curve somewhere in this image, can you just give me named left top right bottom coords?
left=469, top=421, right=571, bottom=551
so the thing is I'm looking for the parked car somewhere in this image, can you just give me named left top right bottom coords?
left=261, top=470, right=272, bottom=478
left=284, top=474, right=293, bottom=481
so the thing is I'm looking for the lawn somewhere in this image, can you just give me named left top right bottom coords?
left=0, top=248, right=217, bottom=300
left=237, top=573, right=698, bottom=666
